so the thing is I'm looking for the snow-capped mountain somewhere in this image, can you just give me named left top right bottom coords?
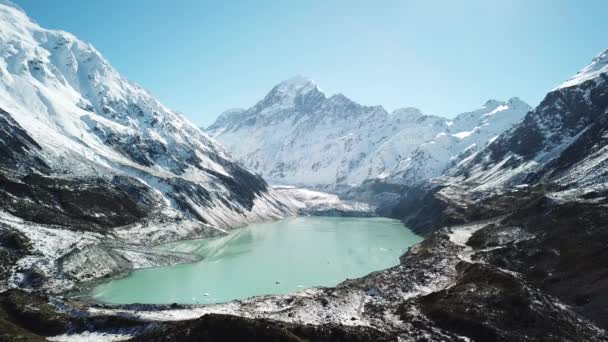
left=0, top=1, right=292, bottom=242
left=207, top=76, right=530, bottom=187
left=385, top=97, right=531, bottom=185
left=448, top=48, right=608, bottom=191
left=390, top=48, right=608, bottom=236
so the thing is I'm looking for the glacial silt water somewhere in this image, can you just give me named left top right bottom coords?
left=91, top=216, right=422, bottom=304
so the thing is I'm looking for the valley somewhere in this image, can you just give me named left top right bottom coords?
left=0, top=1, right=607, bottom=341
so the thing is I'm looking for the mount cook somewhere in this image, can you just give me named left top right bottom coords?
left=206, top=76, right=531, bottom=188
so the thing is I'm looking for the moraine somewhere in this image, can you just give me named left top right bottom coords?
left=91, top=216, right=422, bottom=305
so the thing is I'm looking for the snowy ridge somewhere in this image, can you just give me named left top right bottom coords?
left=387, top=97, right=531, bottom=185
left=447, top=48, right=608, bottom=191
left=207, top=80, right=530, bottom=187
left=0, top=2, right=294, bottom=239
left=557, top=48, right=608, bottom=89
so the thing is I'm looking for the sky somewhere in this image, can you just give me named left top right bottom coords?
left=12, top=0, right=608, bottom=126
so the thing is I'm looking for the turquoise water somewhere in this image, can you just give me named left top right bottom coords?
left=91, top=216, right=422, bottom=304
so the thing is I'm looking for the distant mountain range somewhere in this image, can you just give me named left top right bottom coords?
left=206, top=76, right=531, bottom=188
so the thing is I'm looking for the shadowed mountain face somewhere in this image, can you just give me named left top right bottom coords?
left=0, top=108, right=49, bottom=173
left=449, top=49, right=608, bottom=190
left=207, top=76, right=530, bottom=188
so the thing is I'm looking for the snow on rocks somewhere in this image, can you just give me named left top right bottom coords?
left=388, top=97, right=531, bottom=186
left=0, top=211, right=103, bottom=290
left=446, top=48, right=608, bottom=193
left=447, top=221, right=487, bottom=247
left=48, top=331, right=132, bottom=342
left=0, top=210, right=200, bottom=292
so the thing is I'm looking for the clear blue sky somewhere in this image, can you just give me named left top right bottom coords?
left=12, top=0, right=608, bottom=126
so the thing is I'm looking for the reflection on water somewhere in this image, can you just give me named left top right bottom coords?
left=92, top=216, right=422, bottom=304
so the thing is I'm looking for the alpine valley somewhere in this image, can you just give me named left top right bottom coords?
left=0, top=1, right=607, bottom=341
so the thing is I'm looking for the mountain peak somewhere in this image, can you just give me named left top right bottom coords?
left=483, top=99, right=502, bottom=108
left=507, top=97, right=532, bottom=111
left=507, top=96, right=523, bottom=103
left=274, top=75, right=318, bottom=95
left=253, top=75, right=323, bottom=113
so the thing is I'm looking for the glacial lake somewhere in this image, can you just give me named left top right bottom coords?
left=91, top=216, right=422, bottom=304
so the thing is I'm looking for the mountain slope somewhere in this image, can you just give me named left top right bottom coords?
left=0, top=2, right=293, bottom=244
left=446, top=49, right=608, bottom=191
left=390, top=49, right=608, bottom=237
left=385, top=97, right=531, bottom=185
left=207, top=76, right=530, bottom=188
